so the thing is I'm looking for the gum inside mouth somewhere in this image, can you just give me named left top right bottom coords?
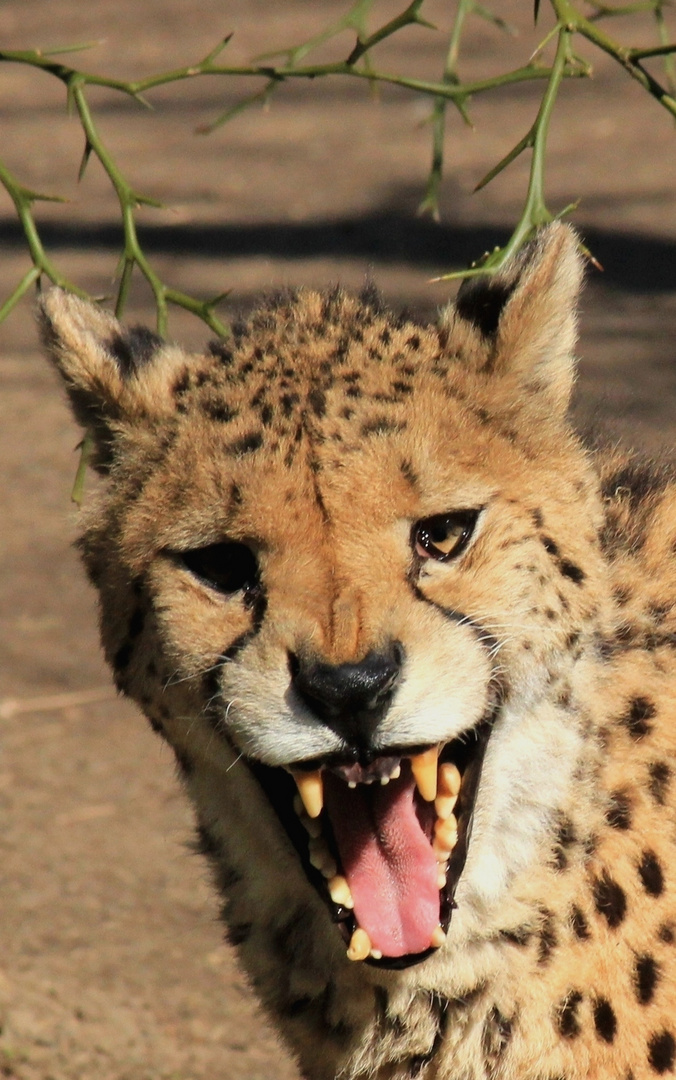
left=248, top=724, right=491, bottom=969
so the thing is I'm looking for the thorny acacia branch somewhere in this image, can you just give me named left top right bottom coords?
left=1, top=0, right=675, bottom=323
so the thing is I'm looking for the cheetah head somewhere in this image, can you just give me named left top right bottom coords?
left=40, top=224, right=607, bottom=970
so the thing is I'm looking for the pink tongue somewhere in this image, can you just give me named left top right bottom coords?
left=323, top=766, right=440, bottom=958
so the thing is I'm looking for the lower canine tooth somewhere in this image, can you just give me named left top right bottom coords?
left=328, top=874, right=354, bottom=909
left=410, top=746, right=440, bottom=802
left=309, top=838, right=336, bottom=877
left=438, top=762, right=461, bottom=798
left=293, top=770, right=324, bottom=819
left=347, top=928, right=372, bottom=962
left=435, top=794, right=457, bottom=820
left=430, top=925, right=446, bottom=948
left=435, top=814, right=458, bottom=849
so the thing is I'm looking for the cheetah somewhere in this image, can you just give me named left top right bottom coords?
left=39, top=223, right=676, bottom=1080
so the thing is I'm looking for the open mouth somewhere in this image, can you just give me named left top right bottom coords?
left=248, top=721, right=492, bottom=969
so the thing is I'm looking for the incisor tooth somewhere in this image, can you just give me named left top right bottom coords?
left=437, top=863, right=448, bottom=889
left=293, top=770, right=324, bottom=819
left=370, top=948, right=383, bottom=960
left=438, top=762, right=461, bottom=798
left=435, top=793, right=457, bottom=820
left=391, top=764, right=401, bottom=780
left=430, top=925, right=446, bottom=948
left=328, top=875, right=354, bottom=909
left=410, top=746, right=439, bottom=802
left=347, top=927, right=372, bottom=962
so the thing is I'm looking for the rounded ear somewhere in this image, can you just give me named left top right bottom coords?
left=38, top=289, right=186, bottom=469
left=445, top=224, right=584, bottom=415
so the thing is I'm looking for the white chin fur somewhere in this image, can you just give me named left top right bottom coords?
left=454, top=698, right=584, bottom=919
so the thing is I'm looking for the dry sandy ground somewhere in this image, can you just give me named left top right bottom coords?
left=1, top=1, right=676, bottom=1077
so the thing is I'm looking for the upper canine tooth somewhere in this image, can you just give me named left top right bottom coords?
left=293, top=770, right=324, bottom=819
left=438, top=762, right=461, bottom=798
left=410, top=746, right=439, bottom=802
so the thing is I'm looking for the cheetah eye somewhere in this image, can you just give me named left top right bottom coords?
left=413, top=510, right=479, bottom=561
left=180, top=542, right=259, bottom=596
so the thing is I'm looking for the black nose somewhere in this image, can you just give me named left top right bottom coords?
left=290, top=642, right=403, bottom=748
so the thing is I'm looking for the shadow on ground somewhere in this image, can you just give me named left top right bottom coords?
left=2, top=212, right=676, bottom=293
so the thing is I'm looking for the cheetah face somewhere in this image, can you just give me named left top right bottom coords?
left=170, top=504, right=497, bottom=966
left=40, top=225, right=603, bottom=969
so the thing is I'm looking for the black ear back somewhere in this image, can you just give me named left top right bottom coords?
left=445, top=224, right=584, bottom=414
left=454, top=279, right=519, bottom=339
left=107, top=326, right=165, bottom=375
left=38, top=289, right=185, bottom=472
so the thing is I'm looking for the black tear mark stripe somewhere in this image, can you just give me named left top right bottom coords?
left=222, top=590, right=268, bottom=662
left=409, top=582, right=500, bottom=659
left=200, top=589, right=268, bottom=734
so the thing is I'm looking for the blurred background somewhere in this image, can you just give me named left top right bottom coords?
left=1, top=2, right=676, bottom=1077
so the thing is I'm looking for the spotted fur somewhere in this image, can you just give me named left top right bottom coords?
left=40, top=225, right=676, bottom=1079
